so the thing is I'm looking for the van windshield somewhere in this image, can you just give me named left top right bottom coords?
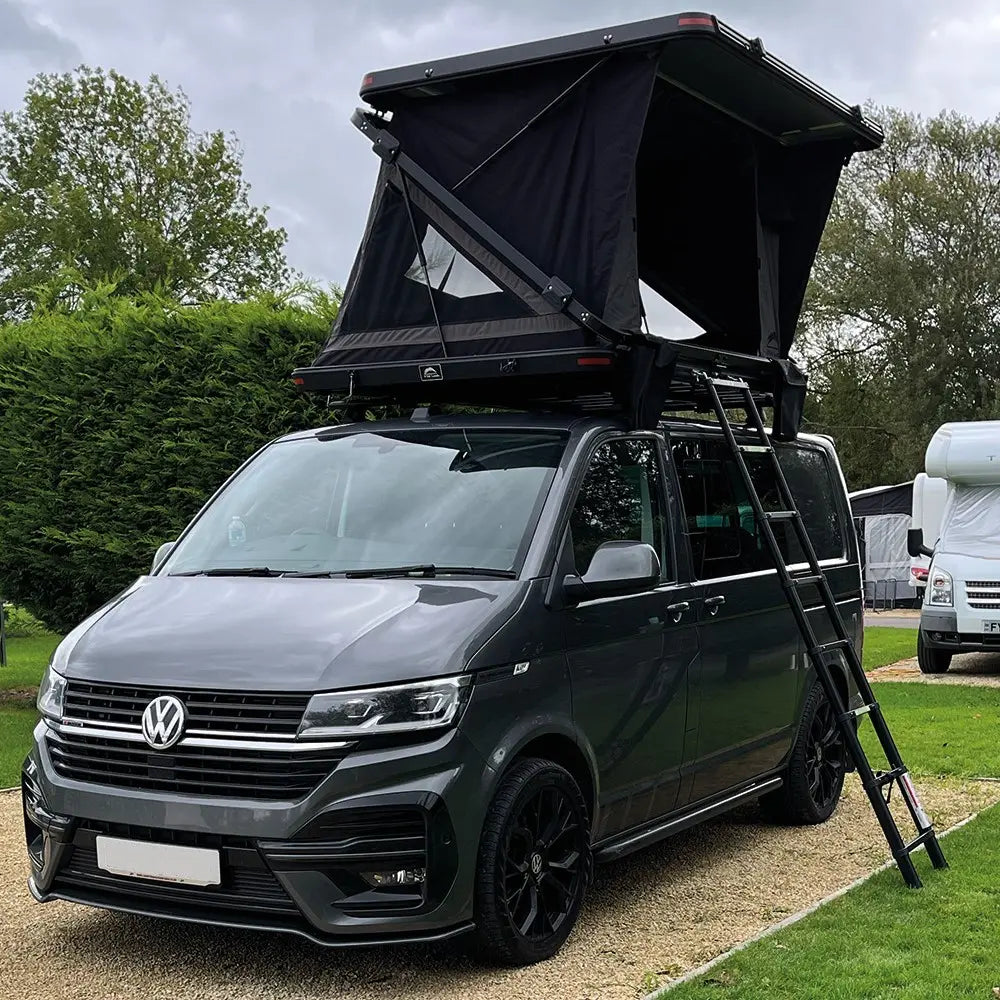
left=161, top=428, right=568, bottom=577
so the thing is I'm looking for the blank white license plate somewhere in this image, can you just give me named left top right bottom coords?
left=984, top=621, right=1000, bottom=634
left=95, top=836, right=220, bottom=886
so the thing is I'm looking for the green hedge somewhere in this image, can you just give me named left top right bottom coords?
left=1, top=604, right=49, bottom=637
left=0, top=294, right=330, bottom=631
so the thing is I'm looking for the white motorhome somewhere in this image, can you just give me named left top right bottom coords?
left=909, top=473, right=947, bottom=591
left=911, top=421, right=1000, bottom=673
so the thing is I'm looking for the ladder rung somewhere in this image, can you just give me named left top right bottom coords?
left=809, top=639, right=851, bottom=656
left=840, top=703, right=873, bottom=723
left=790, top=573, right=823, bottom=586
left=709, top=377, right=750, bottom=390
left=903, top=828, right=937, bottom=854
left=874, top=766, right=907, bottom=789
left=765, top=510, right=798, bottom=521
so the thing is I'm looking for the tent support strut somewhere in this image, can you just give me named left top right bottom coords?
left=399, top=172, right=449, bottom=358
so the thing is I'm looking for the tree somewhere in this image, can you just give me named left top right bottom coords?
left=799, top=107, right=1000, bottom=488
left=0, top=67, right=290, bottom=321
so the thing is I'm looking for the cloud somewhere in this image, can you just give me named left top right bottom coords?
left=0, top=0, right=77, bottom=59
left=2, top=0, right=1000, bottom=295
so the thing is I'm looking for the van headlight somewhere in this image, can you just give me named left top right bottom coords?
left=298, top=676, right=471, bottom=738
left=927, top=567, right=953, bottom=607
left=36, top=665, right=67, bottom=721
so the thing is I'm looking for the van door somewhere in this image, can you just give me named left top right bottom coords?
left=671, top=435, right=802, bottom=802
left=562, top=436, right=699, bottom=842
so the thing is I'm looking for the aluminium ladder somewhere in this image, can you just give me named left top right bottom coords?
left=698, top=372, right=948, bottom=888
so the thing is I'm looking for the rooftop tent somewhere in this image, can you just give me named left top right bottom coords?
left=298, top=13, right=882, bottom=426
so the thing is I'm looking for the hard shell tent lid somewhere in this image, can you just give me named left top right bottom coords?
left=301, top=12, right=882, bottom=428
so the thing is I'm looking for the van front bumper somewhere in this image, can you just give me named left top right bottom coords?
left=919, top=609, right=1000, bottom=654
left=21, top=720, right=493, bottom=946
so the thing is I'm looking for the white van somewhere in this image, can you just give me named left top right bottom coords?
left=909, top=473, right=947, bottom=592
left=910, top=422, right=1000, bottom=673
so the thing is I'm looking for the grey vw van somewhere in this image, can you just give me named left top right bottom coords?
left=23, top=13, right=878, bottom=965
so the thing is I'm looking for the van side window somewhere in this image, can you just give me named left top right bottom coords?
left=672, top=438, right=844, bottom=579
left=569, top=438, right=668, bottom=578
left=775, top=444, right=845, bottom=562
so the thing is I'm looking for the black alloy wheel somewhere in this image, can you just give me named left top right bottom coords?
left=761, top=681, right=847, bottom=825
left=475, top=758, right=590, bottom=965
left=803, top=696, right=846, bottom=813
left=502, top=784, right=583, bottom=941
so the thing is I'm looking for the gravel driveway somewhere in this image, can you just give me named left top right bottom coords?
left=3, top=777, right=996, bottom=1000
left=869, top=651, right=1000, bottom=686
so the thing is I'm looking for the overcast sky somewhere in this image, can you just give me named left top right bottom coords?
left=4, top=0, right=1000, bottom=323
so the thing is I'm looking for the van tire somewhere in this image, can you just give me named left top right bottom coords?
left=917, top=632, right=951, bottom=674
left=474, top=758, right=590, bottom=966
left=760, top=681, right=846, bottom=825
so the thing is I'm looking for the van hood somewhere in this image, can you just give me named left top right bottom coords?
left=57, top=576, right=523, bottom=691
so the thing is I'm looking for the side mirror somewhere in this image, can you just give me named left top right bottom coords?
left=907, top=528, right=934, bottom=559
left=563, top=541, right=660, bottom=604
left=151, top=541, right=176, bottom=574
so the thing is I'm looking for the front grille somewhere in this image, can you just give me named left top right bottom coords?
left=47, top=728, right=348, bottom=799
left=963, top=582, right=1000, bottom=609
left=64, top=680, right=309, bottom=736
left=55, top=822, right=296, bottom=915
left=78, top=818, right=256, bottom=849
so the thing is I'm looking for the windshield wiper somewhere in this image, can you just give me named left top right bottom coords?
left=169, top=567, right=283, bottom=577
left=342, top=565, right=517, bottom=580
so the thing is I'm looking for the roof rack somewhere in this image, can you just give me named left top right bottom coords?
left=293, top=335, right=807, bottom=439
left=294, top=12, right=879, bottom=439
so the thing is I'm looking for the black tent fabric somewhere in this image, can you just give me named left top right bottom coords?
left=390, top=53, right=657, bottom=335
left=312, top=14, right=882, bottom=394
left=325, top=51, right=655, bottom=367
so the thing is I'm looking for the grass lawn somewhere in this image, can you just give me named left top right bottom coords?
left=1, top=633, right=61, bottom=691
left=1, top=706, right=38, bottom=788
left=1, top=634, right=60, bottom=786
left=861, top=683, right=1000, bottom=779
left=863, top=626, right=916, bottom=671
left=663, top=804, right=1000, bottom=1000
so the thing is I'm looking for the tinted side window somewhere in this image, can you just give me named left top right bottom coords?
left=775, top=444, right=845, bottom=562
left=672, top=438, right=844, bottom=579
left=569, top=438, right=668, bottom=578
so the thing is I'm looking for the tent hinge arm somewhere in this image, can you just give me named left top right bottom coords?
left=353, top=109, right=399, bottom=162
left=349, top=108, right=616, bottom=346
left=542, top=276, right=574, bottom=311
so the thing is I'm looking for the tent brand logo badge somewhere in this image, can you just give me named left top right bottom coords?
left=419, top=364, right=444, bottom=381
left=141, top=695, right=186, bottom=749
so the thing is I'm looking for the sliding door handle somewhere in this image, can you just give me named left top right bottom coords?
left=667, top=601, right=690, bottom=622
left=704, top=595, right=726, bottom=616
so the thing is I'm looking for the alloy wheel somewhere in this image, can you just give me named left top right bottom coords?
left=804, top=698, right=845, bottom=810
left=501, top=783, right=585, bottom=942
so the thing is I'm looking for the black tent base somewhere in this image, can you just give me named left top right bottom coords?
left=292, top=339, right=807, bottom=439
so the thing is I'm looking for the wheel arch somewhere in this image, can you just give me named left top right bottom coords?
left=506, top=732, right=596, bottom=824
